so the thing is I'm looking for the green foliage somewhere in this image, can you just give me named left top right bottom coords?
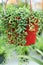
left=0, top=36, right=6, bottom=54
left=35, top=11, right=43, bottom=35
left=35, top=36, right=43, bottom=51
left=0, top=4, right=43, bottom=64
left=0, top=3, right=3, bottom=13
left=0, top=7, right=30, bottom=45
left=1, top=5, right=40, bottom=45
left=15, top=46, right=29, bottom=55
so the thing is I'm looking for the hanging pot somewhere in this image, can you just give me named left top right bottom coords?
left=18, top=23, right=38, bottom=46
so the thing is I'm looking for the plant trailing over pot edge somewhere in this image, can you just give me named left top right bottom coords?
left=1, top=6, right=39, bottom=46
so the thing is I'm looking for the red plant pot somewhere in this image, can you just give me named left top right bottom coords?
left=25, top=30, right=36, bottom=46
left=25, top=24, right=38, bottom=46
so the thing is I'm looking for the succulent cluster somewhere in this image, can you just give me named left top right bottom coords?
left=0, top=7, right=39, bottom=45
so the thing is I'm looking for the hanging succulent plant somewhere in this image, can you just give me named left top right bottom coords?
left=1, top=6, right=39, bottom=46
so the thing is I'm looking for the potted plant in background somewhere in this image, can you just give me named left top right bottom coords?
left=0, top=47, right=5, bottom=64
left=35, top=36, right=43, bottom=55
left=0, top=36, right=6, bottom=64
left=0, top=21, right=15, bottom=65
left=0, top=18, right=8, bottom=65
